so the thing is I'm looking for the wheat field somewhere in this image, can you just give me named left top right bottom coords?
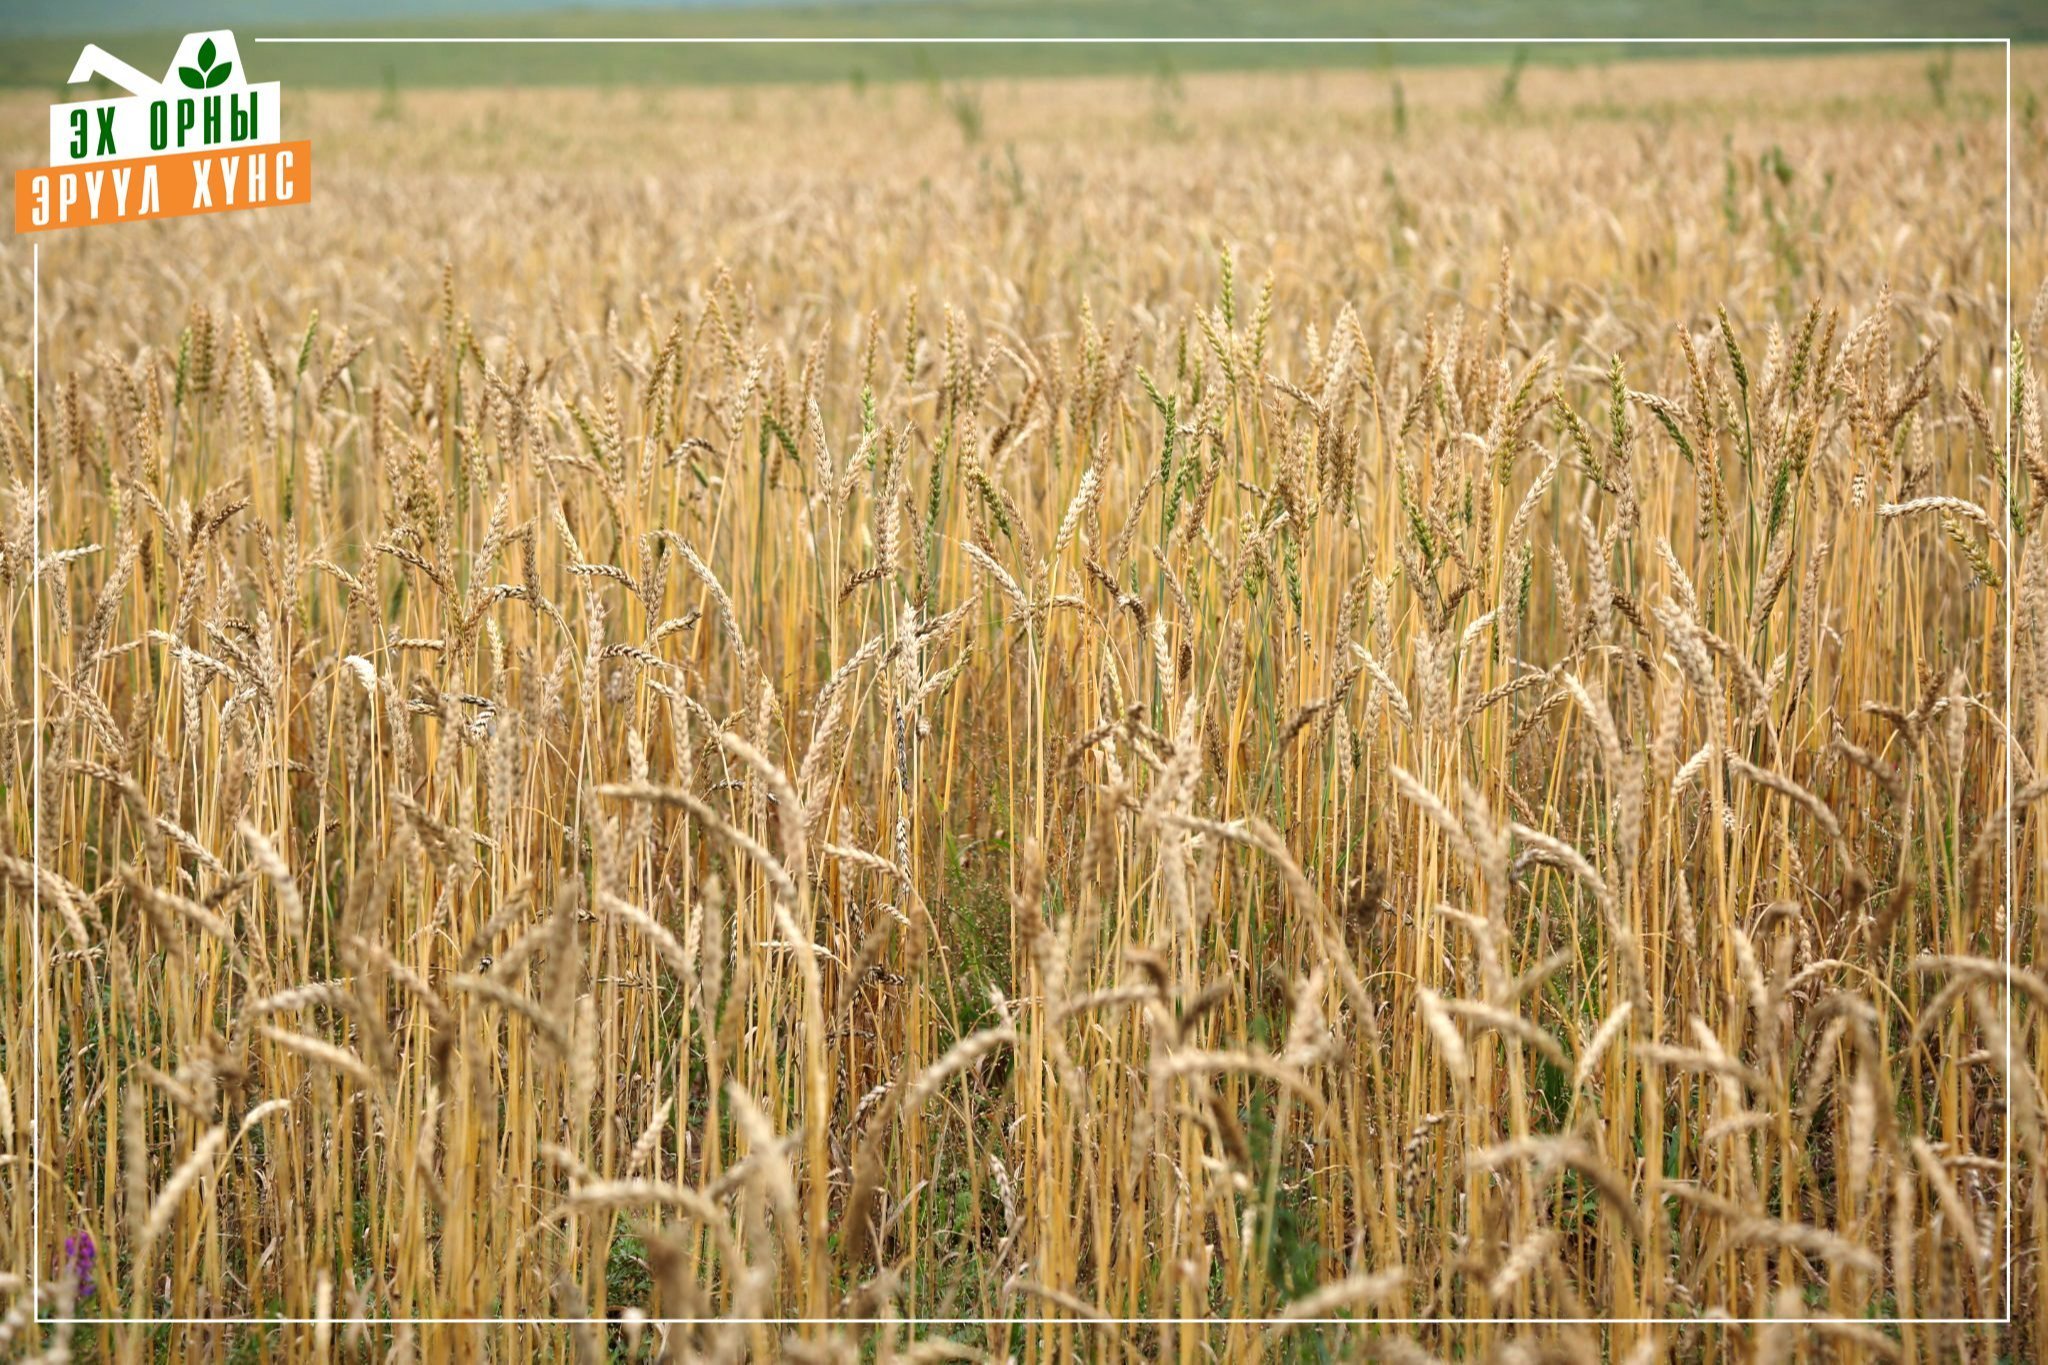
left=2, top=47, right=2044, bottom=1362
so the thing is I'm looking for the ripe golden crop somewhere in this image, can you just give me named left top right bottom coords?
left=3, top=47, right=2042, bottom=1363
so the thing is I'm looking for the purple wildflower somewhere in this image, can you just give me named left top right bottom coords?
left=62, top=1229, right=96, bottom=1303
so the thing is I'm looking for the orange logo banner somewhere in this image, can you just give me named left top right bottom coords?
left=15, top=139, right=310, bottom=233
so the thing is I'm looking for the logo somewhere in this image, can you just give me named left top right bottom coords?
left=14, top=31, right=311, bottom=234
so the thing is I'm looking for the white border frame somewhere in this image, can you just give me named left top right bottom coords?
left=26, top=30, right=2016, bottom=1333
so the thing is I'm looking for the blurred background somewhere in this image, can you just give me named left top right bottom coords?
left=1, top=0, right=2043, bottom=89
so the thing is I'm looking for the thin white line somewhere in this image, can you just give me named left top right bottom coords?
left=33, top=1315, right=2019, bottom=1326
left=2002, top=32, right=2014, bottom=1331
left=29, top=241, right=41, bottom=1324
left=251, top=34, right=1998, bottom=45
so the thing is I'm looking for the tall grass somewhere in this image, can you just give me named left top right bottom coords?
left=1, top=50, right=2038, bottom=1363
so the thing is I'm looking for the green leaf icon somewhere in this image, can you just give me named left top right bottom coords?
left=177, top=38, right=231, bottom=90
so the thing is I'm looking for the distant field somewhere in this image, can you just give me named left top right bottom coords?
left=0, top=0, right=2044, bottom=89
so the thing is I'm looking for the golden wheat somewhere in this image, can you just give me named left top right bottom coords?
left=1, top=45, right=2043, bottom=1364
